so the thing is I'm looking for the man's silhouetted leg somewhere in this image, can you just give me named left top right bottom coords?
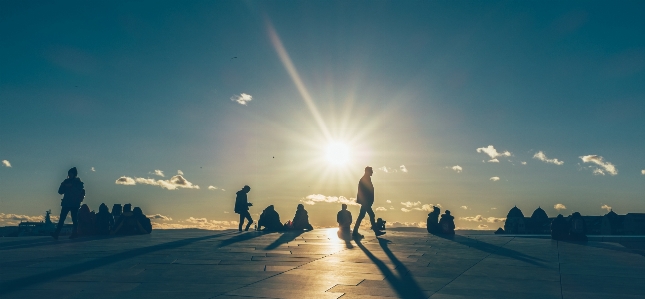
left=352, top=206, right=368, bottom=237
left=52, top=208, right=69, bottom=240
left=69, top=207, right=79, bottom=239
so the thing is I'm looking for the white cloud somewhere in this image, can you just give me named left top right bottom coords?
left=300, top=194, right=358, bottom=206
left=153, top=217, right=238, bottom=230
left=461, top=206, right=468, bottom=210
left=386, top=200, right=392, bottom=203
left=401, top=201, right=422, bottom=208
left=133, top=175, right=200, bottom=190
left=152, top=170, right=165, bottom=177
left=460, top=215, right=506, bottom=223
left=401, top=208, right=411, bottom=212
left=208, top=186, right=218, bottom=190
left=491, top=208, right=497, bottom=210
left=2, top=160, right=11, bottom=167
left=580, top=155, right=618, bottom=175
left=150, top=214, right=172, bottom=221
left=415, top=204, right=435, bottom=212
left=477, top=145, right=512, bottom=160
left=554, top=204, right=567, bottom=210
left=177, top=170, right=184, bottom=175
left=387, top=221, right=426, bottom=228
left=400, top=165, right=408, bottom=173
left=488, top=159, right=499, bottom=163
left=490, top=177, right=500, bottom=181
left=452, top=165, right=463, bottom=173
left=115, top=176, right=136, bottom=185
left=521, top=161, right=527, bottom=165
left=641, top=170, right=645, bottom=175
left=601, top=204, right=612, bottom=212
left=378, top=166, right=389, bottom=173
left=231, top=93, right=253, bottom=105
left=375, top=207, right=387, bottom=211
left=533, top=151, right=564, bottom=165
left=91, top=167, right=96, bottom=172
left=478, top=224, right=489, bottom=229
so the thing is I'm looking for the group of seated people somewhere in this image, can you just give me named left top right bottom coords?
left=551, top=212, right=587, bottom=241
left=75, top=203, right=152, bottom=237
left=426, top=206, right=455, bottom=234
left=257, top=204, right=314, bottom=232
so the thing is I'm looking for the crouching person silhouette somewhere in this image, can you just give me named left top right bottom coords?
left=52, top=167, right=85, bottom=240
left=235, top=185, right=254, bottom=231
left=258, top=205, right=283, bottom=231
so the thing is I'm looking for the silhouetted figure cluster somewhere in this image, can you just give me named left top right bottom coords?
left=426, top=206, right=441, bottom=234
left=550, top=212, right=588, bottom=241
left=551, top=212, right=587, bottom=241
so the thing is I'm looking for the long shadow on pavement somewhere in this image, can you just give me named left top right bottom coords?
left=0, top=231, right=242, bottom=295
left=436, top=234, right=547, bottom=268
left=356, top=238, right=427, bottom=299
left=264, top=231, right=305, bottom=250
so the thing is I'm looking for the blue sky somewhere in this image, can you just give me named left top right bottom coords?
left=1, top=1, right=644, bottom=229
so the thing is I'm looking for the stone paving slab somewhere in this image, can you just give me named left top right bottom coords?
left=1, top=228, right=645, bottom=298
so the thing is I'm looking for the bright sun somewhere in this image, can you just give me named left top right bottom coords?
left=325, top=142, right=350, bottom=165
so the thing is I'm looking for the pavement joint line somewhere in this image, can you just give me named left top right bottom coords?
left=429, top=236, right=515, bottom=297
left=212, top=231, right=374, bottom=298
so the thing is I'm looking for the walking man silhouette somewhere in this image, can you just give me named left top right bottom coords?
left=353, top=166, right=385, bottom=238
left=235, top=185, right=254, bottom=231
left=51, top=167, right=85, bottom=239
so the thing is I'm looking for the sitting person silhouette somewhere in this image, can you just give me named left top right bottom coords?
left=550, top=214, right=568, bottom=240
left=337, top=204, right=352, bottom=232
left=95, top=203, right=114, bottom=235
left=427, top=206, right=441, bottom=234
left=258, top=205, right=283, bottom=231
left=112, top=204, right=137, bottom=235
left=111, top=204, right=122, bottom=222
left=292, top=204, right=314, bottom=231
left=374, top=218, right=386, bottom=231
left=568, top=212, right=587, bottom=241
left=438, top=210, right=455, bottom=234
left=76, top=204, right=95, bottom=236
left=132, top=207, right=152, bottom=234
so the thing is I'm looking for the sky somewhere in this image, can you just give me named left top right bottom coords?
left=1, top=1, right=644, bottom=230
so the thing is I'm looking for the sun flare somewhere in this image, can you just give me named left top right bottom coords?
left=325, top=143, right=350, bottom=165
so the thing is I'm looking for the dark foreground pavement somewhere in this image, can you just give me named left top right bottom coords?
left=1, top=228, right=644, bottom=298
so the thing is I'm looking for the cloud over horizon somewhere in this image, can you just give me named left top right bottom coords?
left=115, top=176, right=136, bottom=185
left=150, top=214, right=172, bottom=221
left=116, top=174, right=199, bottom=190
left=601, top=204, right=612, bottom=212
left=231, top=93, right=252, bottom=105
left=2, top=160, right=11, bottom=167
left=400, top=165, right=408, bottom=173
left=460, top=215, right=506, bottom=223
left=477, top=145, right=511, bottom=162
left=452, top=165, right=463, bottom=173
left=554, top=203, right=567, bottom=210
left=580, top=155, right=618, bottom=175
left=301, top=194, right=358, bottom=206
left=533, top=151, right=564, bottom=165
left=490, top=176, right=500, bottom=182
left=152, top=170, right=164, bottom=177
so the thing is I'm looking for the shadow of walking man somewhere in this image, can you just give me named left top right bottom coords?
left=356, top=238, right=427, bottom=299
left=264, top=230, right=304, bottom=250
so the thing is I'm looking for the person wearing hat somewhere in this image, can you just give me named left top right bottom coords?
left=51, top=167, right=86, bottom=239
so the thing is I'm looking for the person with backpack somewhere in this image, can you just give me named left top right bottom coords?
left=235, top=185, right=254, bottom=231
left=438, top=210, right=456, bottom=235
left=51, top=167, right=86, bottom=240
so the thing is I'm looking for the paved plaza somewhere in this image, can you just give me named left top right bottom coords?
left=1, top=228, right=644, bottom=299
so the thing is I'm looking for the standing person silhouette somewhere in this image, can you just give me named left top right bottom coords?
left=51, top=167, right=85, bottom=240
left=352, top=166, right=385, bottom=238
left=235, top=185, right=254, bottom=231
